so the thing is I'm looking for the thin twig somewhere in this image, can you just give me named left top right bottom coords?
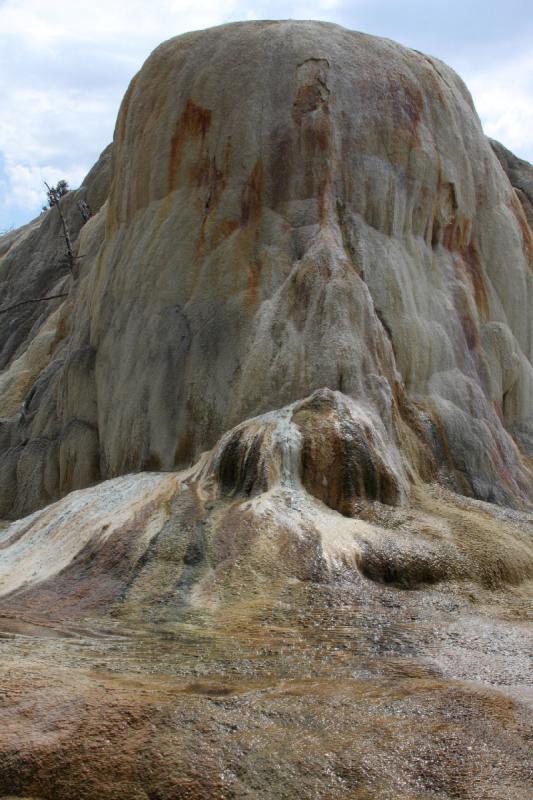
left=0, top=292, right=68, bottom=315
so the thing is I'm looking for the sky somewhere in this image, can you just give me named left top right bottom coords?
left=0, top=0, right=532, bottom=231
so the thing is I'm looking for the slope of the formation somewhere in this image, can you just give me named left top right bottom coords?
left=1, top=20, right=533, bottom=517
left=0, top=20, right=532, bottom=800
left=0, top=408, right=532, bottom=798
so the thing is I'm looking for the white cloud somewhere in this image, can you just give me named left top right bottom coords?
left=1, top=161, right=86, bottom=210
left=465, top=51, right=533, bottom=161
left=0, top=0, right=234, bottom=47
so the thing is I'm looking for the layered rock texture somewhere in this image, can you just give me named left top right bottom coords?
left=2, top=21, right=533, bottom=516
left=1, top=20, right=532, bottom=800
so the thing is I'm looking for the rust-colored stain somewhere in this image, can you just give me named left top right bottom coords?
left=217, top=427, right=268, bottom=497
left=492, top=398, right=505, bottom=423
left=483, top=415, right=522, bottom=499
left=392, top=389, right=437, bottom=483
left=418, top=54, right=446, bottom=105
left=286, top=261, right=331, bottom=331
left=246, top=261, right=262, bottom=304
left=460, top=242, right=490, bottom=320
left=510, top=191, right=533, bottom=268
left=292, top=58, right=330, bottom=124
left=442, top=216, right=471, bottom=252
left=293, top=394, right=401, bottom=515
left=354, top=74, right=424, bottom=148
left=193, top=141, right=233, bottom=258
left=431, top=173, right=465, bottom=251
left=318, top=177, right=331, bottom=223
left=240, top=161, right=263, bottom=227
left=301, top=109, right=334, bottom=221
left=169, top=99, right=212, bottom=192
left=292, top=83, right=328, bottom=121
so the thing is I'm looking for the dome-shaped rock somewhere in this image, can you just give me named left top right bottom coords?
left=1, top=21, right=533, bottom=516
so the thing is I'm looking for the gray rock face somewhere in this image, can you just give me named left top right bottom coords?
left=490, top=139, right=533, bottom=223
left=1, top=21, right=533, bottom=517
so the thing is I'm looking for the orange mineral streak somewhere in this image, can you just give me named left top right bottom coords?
left=169, top=99, right=212, bottom=193
left=246, top=261, right=262, bottom=306
left=460, top=242, right=490, bottom=320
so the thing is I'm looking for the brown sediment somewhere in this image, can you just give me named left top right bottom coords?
left=442, top=214, right=472, bottom=252
left=0, top=527, right=531, bottom=799
left=293, top=392, right=402, bottom=514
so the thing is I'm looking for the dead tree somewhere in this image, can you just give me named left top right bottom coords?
left=44, top=180, right=75, bottom=273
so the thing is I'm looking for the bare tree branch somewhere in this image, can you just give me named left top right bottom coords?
left=0, top=293, right=69, bottom=316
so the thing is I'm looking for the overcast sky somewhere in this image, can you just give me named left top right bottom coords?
left=0, top=0, right=532, bottom=231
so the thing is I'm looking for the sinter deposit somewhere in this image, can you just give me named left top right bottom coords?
left=0, top=21, right=532, bottom=800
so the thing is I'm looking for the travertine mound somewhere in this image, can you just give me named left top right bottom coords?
left=2, top=22, right=533, bottom=797
left=1, top=20, right=533, bottom=519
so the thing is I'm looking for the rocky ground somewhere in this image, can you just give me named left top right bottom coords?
left=0, top=457, right=531, bottom=799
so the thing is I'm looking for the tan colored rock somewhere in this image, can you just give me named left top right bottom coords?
left=1, top=21, right=533, bottom=518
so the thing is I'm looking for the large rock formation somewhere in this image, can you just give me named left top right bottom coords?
left=1, top=20, right=533, bottom=517
left=1, top=21, right=532, bottom=800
